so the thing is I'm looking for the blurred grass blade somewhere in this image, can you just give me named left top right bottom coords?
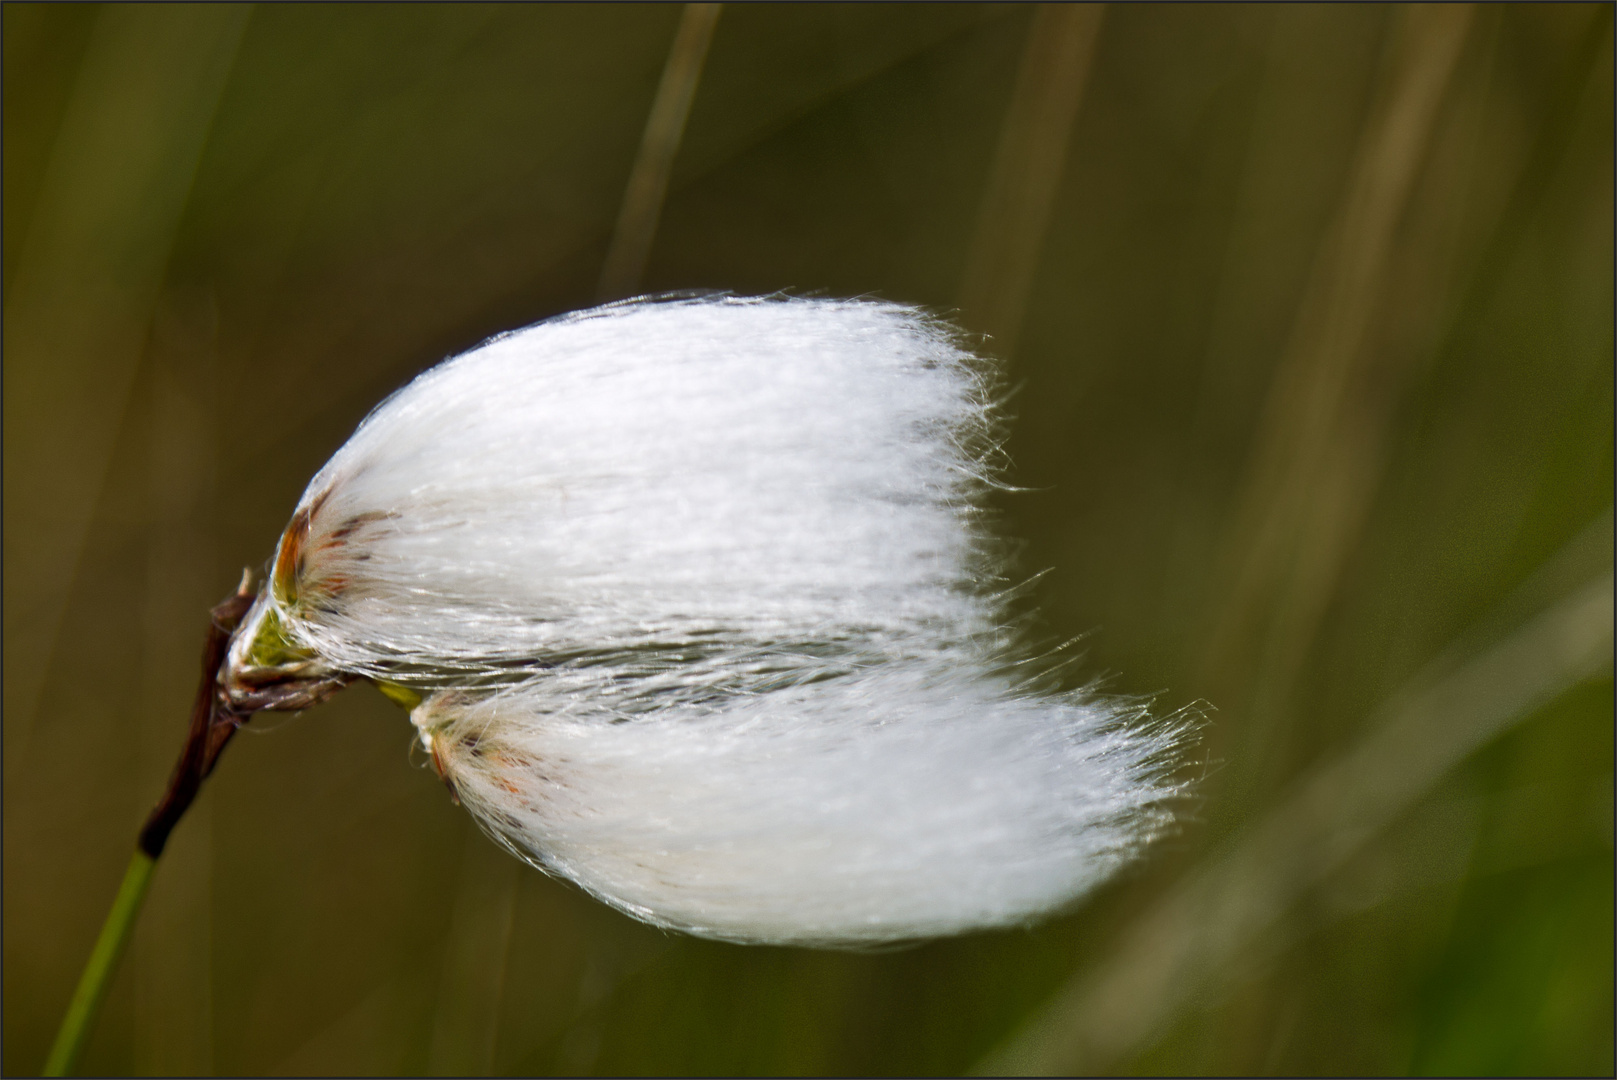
left=427, top=829, right=522, bottom=1075
left=957, top=3, right=1103, bottom=356
left=1200, top=5, right=1474, bottom=706
left=596, top=3, right=722, bottom=301
left=2, top=4, right=249, bottom=782
left=974, top=547, right=1614, bottom=1075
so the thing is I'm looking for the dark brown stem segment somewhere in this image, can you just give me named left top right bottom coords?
left=137, top=583, right=257, bottom=859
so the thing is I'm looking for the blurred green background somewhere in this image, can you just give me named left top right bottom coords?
left=4, top=3, right=1611, bottom=1075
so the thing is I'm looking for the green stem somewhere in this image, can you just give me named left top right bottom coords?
left=43, top=850, right=158, bottom=1076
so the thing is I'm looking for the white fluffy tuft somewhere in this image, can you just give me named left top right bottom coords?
left=237, top=295, right=1185, bottom=945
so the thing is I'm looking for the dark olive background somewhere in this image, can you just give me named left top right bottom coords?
left=4, top=4, right=1611, bottom=1075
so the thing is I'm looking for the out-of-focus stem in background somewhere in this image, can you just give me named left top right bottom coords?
left=957, top=3, right=1104, bottom=358
left=426, top=838, right=521, bottom=1075
left=596, top=3, right=722, bottom=302
left=973, top=5, right=1617, bottom=1071
left=1200, top=3, right=1474, bottom=759
left=977, top=525, right=1614, bottom=1075
left=2, top=3, right=248, bottom=787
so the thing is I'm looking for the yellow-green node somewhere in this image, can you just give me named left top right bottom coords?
left=375, top=680, right=423, bottom=711
left=242, top=603, right=313, bottom=670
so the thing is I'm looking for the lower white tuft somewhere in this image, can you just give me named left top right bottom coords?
left=421, top=667, right=1177, bottom=946
left=230, top=294, right=1187, bottom=945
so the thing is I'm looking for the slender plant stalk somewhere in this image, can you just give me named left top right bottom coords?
left=596, top=2, right=722, bottom=301
left=43, top=580, right=259, bottom=1076
left=974, top=559, right=1614, bottom=1075
left=42, top=853, right=158, bottom=1076
left=5, top=4, right=249, bottom=787
left=957, top=3, right=1104, bottom=356
left=1198, top=4, right=1474, bottom=704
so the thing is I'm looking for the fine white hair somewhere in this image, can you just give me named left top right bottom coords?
left=231, top=294, right=1185, bottom=945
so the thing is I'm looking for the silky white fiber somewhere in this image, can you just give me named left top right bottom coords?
left=224, top=294, right=1185, bottom=945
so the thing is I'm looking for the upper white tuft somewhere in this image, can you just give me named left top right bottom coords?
left=233, top=295, right=1185, bottom=945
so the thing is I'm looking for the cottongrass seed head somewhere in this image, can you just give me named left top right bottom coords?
left=223, top=294, right=1188, bottom=946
